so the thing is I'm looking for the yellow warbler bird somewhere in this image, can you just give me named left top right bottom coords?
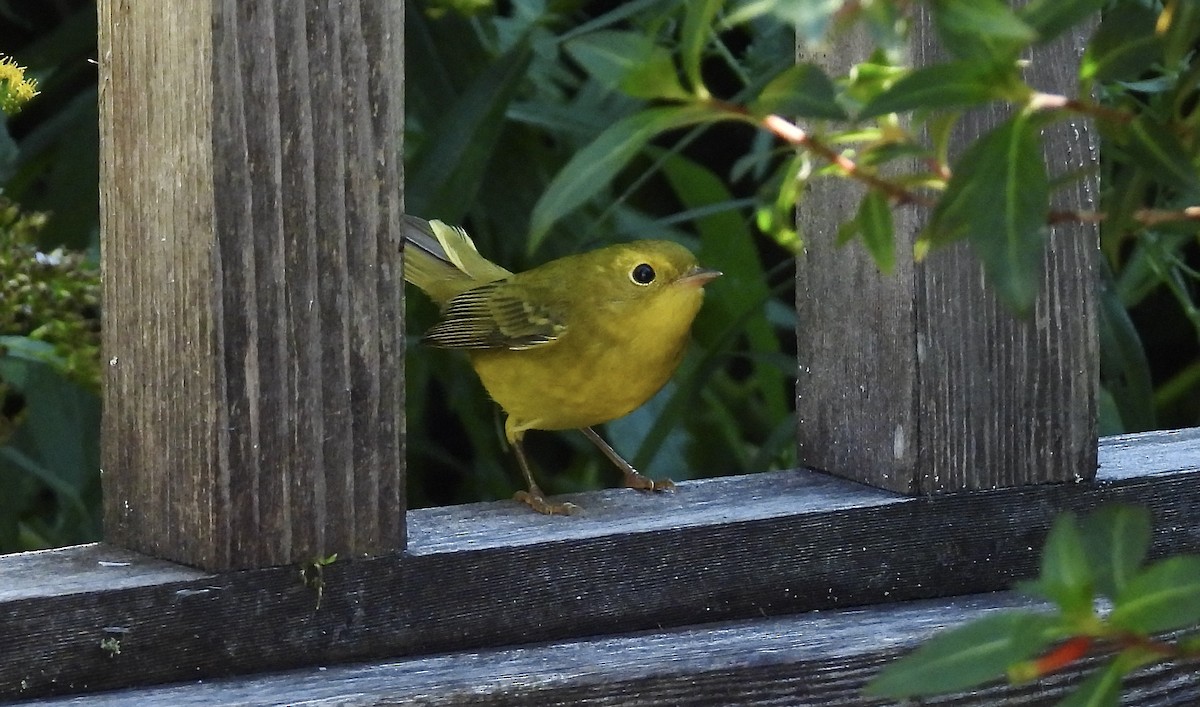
left=402, top=215, right=720, bottom=515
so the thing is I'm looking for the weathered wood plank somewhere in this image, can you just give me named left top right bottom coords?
left=2, top=429, right=1197, bottom=700
left=795, top=12, right=1099, bottom=494
left=20, top=592, right=1199, bottom=706
left=98, top=0, right=405, bottom=570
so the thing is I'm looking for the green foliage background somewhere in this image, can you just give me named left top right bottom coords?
left=1, top=0, right=1198, bottom=550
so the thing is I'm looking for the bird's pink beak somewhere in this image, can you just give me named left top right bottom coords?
left=678, top=267, right=722, bottom=288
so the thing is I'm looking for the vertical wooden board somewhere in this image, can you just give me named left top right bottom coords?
left=345, top=1, right=406, bottom=552
left=795, top=15, right=1098, bottom=494
left=100, top=0, right=404, bottom=570
left=100, top=0, right=220, bottom=562
left=910, top=16, right=1099, bottom=492
left=795, top=29, right=922, bottom=495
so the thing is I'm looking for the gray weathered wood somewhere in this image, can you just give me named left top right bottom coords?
left=19, top=592, right=1200, bottom=706
left=98, top=0, right=405, bottom=570
left=3, top=430, right=1197, bottom=700
left=795, top=14, right=1098, bottom=494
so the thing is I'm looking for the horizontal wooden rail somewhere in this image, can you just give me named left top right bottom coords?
left=19, top=593, right=1198, bottom=706
left=3, top=429, right=1199, bottom=700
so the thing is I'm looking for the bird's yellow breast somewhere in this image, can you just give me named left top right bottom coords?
left=468, top=282, right=704, bottom=435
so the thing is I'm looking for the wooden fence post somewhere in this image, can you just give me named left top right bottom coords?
left=796, top=14, right=1098, bottom=494
left=98, top=0, right=405, bottom=570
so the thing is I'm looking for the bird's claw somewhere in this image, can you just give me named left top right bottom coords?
left=514, top=489, right=579, bottom=516
left=623, top=470, right=675, bottom=493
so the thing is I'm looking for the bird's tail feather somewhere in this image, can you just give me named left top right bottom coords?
left=401, top=215, right=511, bottom=305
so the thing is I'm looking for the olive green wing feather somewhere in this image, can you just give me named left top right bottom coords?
left=401, top=216, right=512, bottom=305
left=422, top=280, right=567, bottom=351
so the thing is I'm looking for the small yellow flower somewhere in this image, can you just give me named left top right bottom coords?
left=0, top=55, right=40, bottom=116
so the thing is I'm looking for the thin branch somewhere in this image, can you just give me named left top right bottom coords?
left=756, top=112, right=1200, bottom=230
left=760, top=114, right=934, bottom=208
left=1027, top=92, right=1135, bottom=124
left=1049, top=205, right=1200, bottom=227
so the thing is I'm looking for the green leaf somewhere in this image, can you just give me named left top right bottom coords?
left=406, top=39, right=533, bottom=221
left=866, top=611, right=1054, bottom=697
left=926, top=114, right=1048, bottom=314
left=564, top=30, right=689, bottom=100
left=932, top=0, right=1038, bottom=62
left=1024, top=512, right=1095, bottom=617
left=749, top=63, right=846, bottom=120
left=1109, top=555, right=1200, bottom=633
left=1161, top=0, right=1200, bottom=69
left=1018, top=0, right=1105, bottom=45
left=528, top=104, right=722, bottom=249
left=725, top=0, right=842, bottom=46
left=1055, top=658, right=1123, bottom=707
left=836, top=216, right=859, bottom=246
left=856, top=191, right=895, bottom=273
left=681, top=0, right=722, bottom=96
left=1081, top=4, right=1161, bottom=83
left=1097, top=386, right=1124, bottom=437
left=563, top=30, right=653, bottom=88
left=1098, top=270, right=1156, bottom=433
left=1081, top=505, right=1152, bottom=600
left=1123, top=115, right=1200, bottom=200
left=859, top=61, right=1008, bottom=119
left=0, top=341, right=100, bottom=518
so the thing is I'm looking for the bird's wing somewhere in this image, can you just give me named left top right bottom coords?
left=428, top=220, right=513, bottom=284
left=401, top=216, right=512, bottom=304
left=422, top=280, right=566, bottom=351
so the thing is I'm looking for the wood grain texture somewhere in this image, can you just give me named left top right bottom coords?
left=19, top=593, right=1199, bottom=706
left=98, top=0, right=404, bottom=570
left=795, top=26, right=922, bottom=494
left=2, top=430, right=1197, bottom=700
left=795, top=14, right=1098, bottom=494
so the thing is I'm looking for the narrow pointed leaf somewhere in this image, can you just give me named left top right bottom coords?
left=927, top=114, right=1048, bottom=313
left=1019, top=0, right=1106, bottom=45
left=859, top=62, right=1006, bottom=119
left=529, top=104, right=721, bottom=248
left=866, top=611, right=1053, bottom=697
left=1080, top=504, right=1152, bottom=600
left=1023, top=511, right=1094, bottom=616
left=933, top=0, right=1038, bottom=61
left=1124, top=115, right=1200, bottom=199
left=1081, top=4, right=1162, bottom=82
left=407, top=40, right=532, bottom=220
left=564, top=30, right=689, bottom=100
left=1109, top=555, right=1200, bottom=633
left=750, top=64, right=846, bottom=120
left=857, top=191, right=895, bottom=273
left=1098, top=276, right=1156, bottom=432
left=1054, top=659, right=1123, bottom=707
left=681, top=0, right=722, bottom=94
left=564, top=30, right=655, bottom=89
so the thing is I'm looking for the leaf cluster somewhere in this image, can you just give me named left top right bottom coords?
left=0, top=0, right=101, bottom=551
left=0, top=197, right=100, bottom=393
left=867, top=504, right=1200, bottom=705
left=498, top=0, right=1200, bottom=434
left=0, top=197, right=101, bottom=551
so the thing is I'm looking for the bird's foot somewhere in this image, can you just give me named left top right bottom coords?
left=623, top=469, right=675, bottom=493
left=514, top=488, right=579, bottom=516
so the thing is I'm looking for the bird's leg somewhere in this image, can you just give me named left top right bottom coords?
left=581, top=427, right=675, bottom=492
left=510, top=434, right=578, bottom=515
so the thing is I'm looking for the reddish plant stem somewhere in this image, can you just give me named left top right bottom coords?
left=1033, top=637, right=1094, bottom=676
left=756, top=112, right=1200, bottom=229
left=1027, top=91, right=1135, bottom=124
left=761, top=114, right=933, bottom=208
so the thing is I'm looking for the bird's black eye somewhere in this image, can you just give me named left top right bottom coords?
left=631, top=263, right=656, bottom=285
